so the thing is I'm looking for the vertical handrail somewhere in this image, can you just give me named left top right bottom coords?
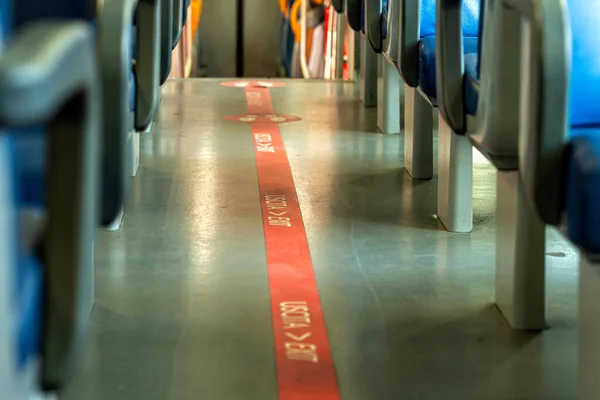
left=345, top=21, right=356, bottom=81
left=324, top=5, right=334, bottom=79
left=334, top=9, right=345, bottom=78
left=299, top=0, right=311, bottom=78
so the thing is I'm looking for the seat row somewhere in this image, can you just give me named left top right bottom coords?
left=0, top=0, right=192, bottom=398
left=339, top=0, right=599, bottom=397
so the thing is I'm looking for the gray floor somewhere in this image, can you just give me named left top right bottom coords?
left=63, top=80, right=579, bottom=400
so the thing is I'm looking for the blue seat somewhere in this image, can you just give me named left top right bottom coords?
left=416, top=0, right=480, bottom=102
left=0, top=6, right=100, bottom=392
left=11, top=0, right=101, bottom=211
left=1, top=133, right=44, bottom=372
left=12, top=0, right=162, bottom=226
left=564, top=0, right=600, bottom=254
left=14, top=0, right=98, bottom=212
left=0, top=0, right=43, bottom=386
left=436, top=0, right=524, bottom=173
left=10, top=127, right=46, bottom=206
left=14, top=211, right=43, bottom=371
left=473, top=0, right=600, bottom=253
left=567, top=130, right=600, bottom=253
left=418, top=36, right=479, bottom=103
left=419, top=0, right=480, bottom=37
left=15, top=253, right=43, bottom=370
left=0, top=0, right=42, bottom=379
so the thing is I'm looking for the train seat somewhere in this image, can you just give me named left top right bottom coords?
left=0, top=0, right=100, bottom=394
left=413, top=0, right=480, bottom=103
left=563, top=0, right=600, bottom=254
left=345, top=0, right=363, bottom=32
left=381, top=0, right=400, bottom=66
left=568, top=130, right=600, bottom=253
left=364, top=0, right=387, bottom=52
left=0, top=134, right=44, bottom=391
left=394, top=0, right=481, bottom=116
left=390, top=0, right=480, bottom=233
left=481, top=0, right=600, bottom=255
left=493, top=1, right=600, bottom=395
left=332, top=0, right=344, bottom=12
left=0, top=2, right=44, bottom=383
left=436, top=0, right=521, bottom=168
left=418, top=35, right=478, bottom=104
left=13, top=0, right=162, bottom=225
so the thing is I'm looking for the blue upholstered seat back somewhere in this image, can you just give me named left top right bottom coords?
left=567, top=0, right=600, bottom=128
left=14, top=0, right=96, bottom=27
left=0, top=0, right=10, bottom=44
left=0, top=0, right=44, bottom=372
left=564, top=0, right=600, bottom=253
left=419, top=0, right=480, bottom=38
left=417, top=0, right=481, bottom=101
left=9, top=0, right=98, bottom=205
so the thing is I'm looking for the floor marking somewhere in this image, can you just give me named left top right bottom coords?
left=221, top=80, right=287, bottom=88
left=224, top=114, right=301, bottom=124
left=243, top=86, right=341, bottom=400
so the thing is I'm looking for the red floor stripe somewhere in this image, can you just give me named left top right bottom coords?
left=245, top=85, right=341, bottom=400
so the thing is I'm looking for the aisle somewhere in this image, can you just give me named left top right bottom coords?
left=64, top=80, right=578, bottom=400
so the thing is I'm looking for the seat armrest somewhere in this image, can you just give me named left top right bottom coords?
left=345, top=0, right=363, bottom=32
left=0, top=21, right=100, bottom=390
left=383, top=0, right=400, bottom=61
left=0, top=23, right=96, bottom=125
left=500, top=0, right=570, bottom=225
left=332, top=0, right=344, bottom=13
left=172, top=0, right=183, bottom=48
left=365, top=0, right=383, bottom=52
left=98, top=0, right=134, bottom=225
left=160, top=0, right=173, bottom=83
left=397, top=0, right=420, bottom=87
left=436, top=0, right=467, bottom=132
left=135, top=0, right=162, bottom=128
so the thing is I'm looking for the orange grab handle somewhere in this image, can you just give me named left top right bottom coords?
left=191, top=0, right=202, bottom=38
left=290, top=0, right=315, bottom=60
left=279, top=0, right=289, bottom=17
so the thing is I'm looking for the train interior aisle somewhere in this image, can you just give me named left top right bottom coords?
left=3, top=0, right=599, bottom=399
left=63, top=79, right=578, bottom=399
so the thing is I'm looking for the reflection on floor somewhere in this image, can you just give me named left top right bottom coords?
left=63, top=80, right=578, bottom=400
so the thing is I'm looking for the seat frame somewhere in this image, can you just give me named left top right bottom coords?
left=435, top=0, right=548, bottom=329
left=0, top=21, right=100, bottom=392
left=375, top=0, right=403, bottom=134
left=100, top=0, right=161, bottom=227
